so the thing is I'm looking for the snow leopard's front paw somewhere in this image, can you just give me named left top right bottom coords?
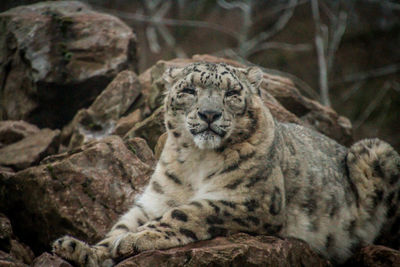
left=111, top=230, right=166, bottom=258
left=52, top=235, right=106, bottom=267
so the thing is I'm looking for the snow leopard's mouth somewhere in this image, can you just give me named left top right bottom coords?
left=189, top=125, right=226, bottom=138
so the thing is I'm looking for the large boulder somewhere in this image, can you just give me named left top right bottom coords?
left=0, top=136, right=153, bottom=254
left=116, top=233, right=331, bottom=267
left=0, top=1, right=137, bottom=129
left=0, top=128, right=60, bottom=170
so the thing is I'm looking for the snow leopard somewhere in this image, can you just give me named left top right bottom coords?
left=52, top=62, right=400, bottom=266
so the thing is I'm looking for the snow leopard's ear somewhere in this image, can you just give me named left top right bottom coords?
left=245, top=67, right=263, bottom=95
left=238, top=66, right=263, bottom=96
left=162, top=66, right=183, bottom=86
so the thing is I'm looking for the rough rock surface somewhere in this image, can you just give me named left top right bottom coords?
left=0, top=250, right=26, bottom=267
left=0, top=1, right=137, bottom=129
left=64, top=70, right=142, bottom=149
left=0, top=135, right=153, bottom=254
left=124, top=106, right=165, bottom=150
left=114, top=109, right=142, bottom=137
left=116, top=233, right=331, bottom=267
left=32, top=252, right=72, bottom=267
left=0, top=121, right=39, bottom=148
left=345, top=245, right=400, bottom=267
left=0, top=128, right=60, bottom=170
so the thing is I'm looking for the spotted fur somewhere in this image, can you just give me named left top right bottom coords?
left=53, top=62, right=400, bottom=266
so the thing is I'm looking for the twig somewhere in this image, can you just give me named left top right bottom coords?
left=244, top=0, right=298, bottom=57
left=311, top=0, right=330, bottom=106
left=353, top=82, right=391, bottom=129
left=327, top=11, right=347, bottom=72
left=339, top=81, right=365, bottom=103
left=249, top=42, right=313, bottom=54
left=217, top=0, right=252, bottom=56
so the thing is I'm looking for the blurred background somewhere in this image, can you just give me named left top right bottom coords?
left=1, top=0, right=399, bottom=150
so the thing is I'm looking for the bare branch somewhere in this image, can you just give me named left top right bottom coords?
left=146, top=26, right=161, bottom=53
left=249, top=41, right=313, bottom=54
left=327, top=10, right=347, bottom=72
left=311, top=0, right=330, bottom=106
left=243, top=0, right=298, bottom=56
left=217, top=0, right=252, bottom=56
left=353, top=82, right=391, bottom=129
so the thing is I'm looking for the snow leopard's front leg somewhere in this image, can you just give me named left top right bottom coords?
left=52, top=203, right=157, bottom=266
left=111, top=195, right=284, bottom=258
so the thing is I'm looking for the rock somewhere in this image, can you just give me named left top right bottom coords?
left=345, top=245, right=400, bottom=267
left=64, top=70, right=142, bottom=149
left=0, top=121, right=39, bottom=147
left=0, top=135, right=153, bottom=254
left=124, top=106, right=165, bottom=150
left=0, top=213, right=12, bottom=251
left=116, top=233, right=331, bottom=267
left=0, top=250, right=26, bottom=267
left=0, top=213, right=34, bottom=266
left=32, top=252, right=73, bottom=267
left=114, top=109, right=142, bottom=137
left=0, top=129, right=60, bottom=170
left=124, top=137, right=156, bottom=168
left=0, top=1, right=137, bottom=129
left=0, top=166, right=15, bottom=180
left=9, top=239, right=35, bottom=266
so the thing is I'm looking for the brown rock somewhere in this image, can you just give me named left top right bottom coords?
left=0, top=213, right=34, bottom=265
left=345, top=245, right=400, bottom=267
left=116, top=233, right=331, bottom=267
left=0, top=129, right=60, bottom=170
left=0, top=250, right=26, bottom=267
left=124, top=106, right=165, bottom=150
left=64, top=70, right=142, bottom=149
left=9, top=240, right=34, bottom=266
left=0, top=213, right=12, bottom=246
left=124, top=137, right=156, bottom=168
left=0, top=136, right=152, bottom=254
left=0, top=121, right=39, bottom=147
left=114, top=109, right=143, bottom=137
left=0, top=1, right=137, bottom=129
left=32, top=252, right=72, bottom=267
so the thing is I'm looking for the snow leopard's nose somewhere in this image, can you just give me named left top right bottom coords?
left=198, top=110, right=222, bottom=123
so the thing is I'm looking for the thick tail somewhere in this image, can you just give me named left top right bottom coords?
left=347, top=138, right=400, bottom=247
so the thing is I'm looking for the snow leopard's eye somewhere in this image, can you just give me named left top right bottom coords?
left=225, top=90, right=240, bottom=98
left=181, top=87, right=196, bottom=95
